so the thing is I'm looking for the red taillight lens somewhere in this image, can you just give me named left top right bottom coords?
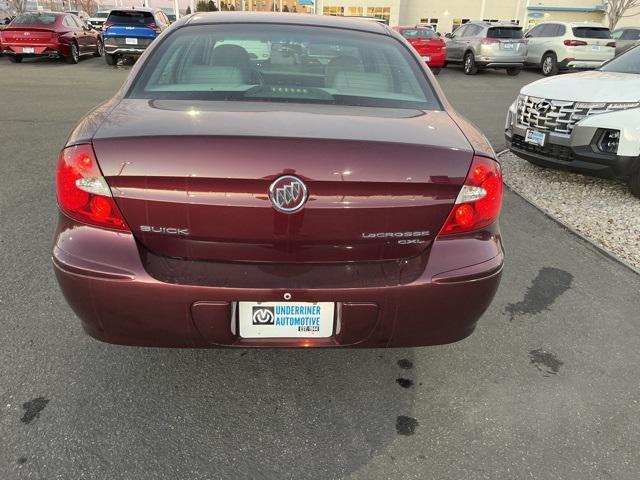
left=564, top=39, right=588, bottom=47
left=439, top=156, right=503, bottom=235
left=606, top=41, right=616, bottom=47
left=56, top=144, right=129, bottom=231
left=148, top=24, right=161, bottom=32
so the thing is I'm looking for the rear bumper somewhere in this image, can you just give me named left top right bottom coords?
left=1, top=42, right=66, bottom=57
left=52, top=214, right=504, bottom=349
left=104, top=45, right=147, bottom=56
left=419, top=51, right=446, bottom=67
left=560, top=58, right=606, bottom=70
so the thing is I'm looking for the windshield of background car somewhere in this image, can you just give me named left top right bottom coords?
left=128, top=24, right=440, bottom=110
left=401, top=28, right=437, bottom=39
left=572, top=27, right=611, bottom=39
left=95, top=12, right=109, bottom=18
left=13, top=13, right=58, bottom=25
left=487, top=27, right=523, bottom=39
left=599, top=46, right=640, bottom=74
left=107, top=11, right=155, bottom=25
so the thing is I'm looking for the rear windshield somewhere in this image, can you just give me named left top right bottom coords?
left=129, top=24, right=439, bottom=110
left=400, top=28, right=437, bottom=39
left=107, top=10, right=155, bottom=25
left=599, top=46, right=640, bottom=74
left=572, top=27, right=611, bottom=39
left=487, top=27, right=523, bottom=39
left=13, top=13, right=58, bottom=25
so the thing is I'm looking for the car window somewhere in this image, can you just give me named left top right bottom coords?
left=95, top=12, right=109, bottom=19
left=539, top=24, right=559, bottom=37
left=464, top=25, right=482, bottom=37
left=487, top=27, right=523, bottom=39
left=453, top=25, right=467, bottom=37
left=400, top=28, right=437, bottom=39
left=572, top=27, right=611, bottom=39
left=611, top=30, right=623, bottom=39
left=556, top=24, right=566, bottom=36
left=71, top=15, right=85, bottom=28
left=600, top=45, right=640, bottom=74
left=63, top=16, right=77, bottom=28
left=13, top=13, right=58, bottom=25
left=107, top=10, right=155, bottom=25
left=621, top=29, right=640, bottom=40
left=129, top=24, right=440, bottom=110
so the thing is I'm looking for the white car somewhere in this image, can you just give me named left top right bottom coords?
left=505, top=46, right=640, bottom=197
left=88, top=10, right=110, bottom=30
left=524, top=21, right=615, bottom=75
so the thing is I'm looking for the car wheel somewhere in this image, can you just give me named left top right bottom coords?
left=463, top=52, right=478, bottom=75
left=541, top=53, right=558, bottom=76
left=105, top=53, right=117, bottom=66
left=630, top=161, right=640, bottom=198
left=506, top=67, right=522, bottom=76
left=431, top=67, right=441, bottom=75
left=94, top=38, right=104, bottom=57
left=66, top=42, right=79, bottom=64
left=8, top=55, right=23, bottom=63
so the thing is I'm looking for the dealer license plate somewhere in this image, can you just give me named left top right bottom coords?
left=591, top=45, right=600, bottom=51
left=525, top=129, right=546, bottom=147
left=502, top=42, right=514, bottom=50
left=125, top=37, right=138, bottom=45
left=422, top=55, right=431, bottom=62
left=22, top=47, right=34, bottom=54
left=238, top=302, right=335, bottom=338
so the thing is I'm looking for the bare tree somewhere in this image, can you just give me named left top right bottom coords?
left=7, top=0, right=28, bottom=14
left=78, top=0, right=98, bottom=15
left=604, top=0, right=640, bottom=29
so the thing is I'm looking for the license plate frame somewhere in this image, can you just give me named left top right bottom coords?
left=591, top=45, right=601, bottom=51
left=125, top=37, right=138, bottom=45
left=502, top=42, right=515, bottom=50
left=422, top=55, right=431, bottom=62
left=22, top=47, right=34, bottom=54
left=238, top=301, right=335, bottom=339
left=525, top=129, right=546, bottom=147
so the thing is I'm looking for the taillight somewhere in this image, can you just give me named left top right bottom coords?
left=439, top=156, right=503, bottom=235
left=56, top=144, right=129, bottom=231
left=606, top=41, right=616, bottom=47
left=148, top=24, right=161, bottom=32
left=564, top=39, right=588, bottom=47
left=102, top=22, right=112, bottom=32
left=480, top=38, right=500, bottom=44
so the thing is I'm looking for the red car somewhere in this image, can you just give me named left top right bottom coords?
left=53, top=13, right=503, bottom=349
left=394, top=25, right=447, bottom=74
left=0, top=11, right=103, bottom=63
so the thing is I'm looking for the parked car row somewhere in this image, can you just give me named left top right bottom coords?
left=397, top=21, right=638, bottom=78
left=0, top=8, right=171, bottom=65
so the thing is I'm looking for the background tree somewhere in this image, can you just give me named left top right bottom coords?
left=78, top=0, right=98, bottom=16
left=604, top=0, right=640, bottom=29
left=207, top=0, right=218, bottom=11
left=6, top=0, right=27, bottom=14
left=196, top=0, right=208, bottom=11
left=185, top=6, right=191, bottom=14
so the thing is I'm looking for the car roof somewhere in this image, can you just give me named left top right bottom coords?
left=109, top=7, right=157, bottom=13
left=467, top=20, right=520, bottom=27
left=186, top=12, right=390, bottom=35
left=536, top=21, right=607, bottom=28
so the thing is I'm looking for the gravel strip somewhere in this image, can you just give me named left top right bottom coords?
left=499, top=151, right=640, bottom=270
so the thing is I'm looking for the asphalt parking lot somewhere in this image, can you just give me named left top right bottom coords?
left=1, top=56, right=639, bottom=480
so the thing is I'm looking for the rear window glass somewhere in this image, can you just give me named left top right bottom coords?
left=400, top=28, right=437, bottom=39
left=572, top=27, right=611, bottom=39
left=129, top=24, right=439, bottom=110
left=94, top=12, right=109, bottom=19
left=487, top=27, right=523, bottom=39
left=107, top=10, right=155, bottom=25
left=13, top=13, right=58, bottom=25
left=600, top=46, right=640, bottom=74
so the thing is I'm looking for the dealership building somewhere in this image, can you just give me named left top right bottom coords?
left=312, top=0, right=640, bottom=32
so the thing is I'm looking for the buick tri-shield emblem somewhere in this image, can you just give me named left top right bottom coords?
left=269, top=175, right=308, bottom=213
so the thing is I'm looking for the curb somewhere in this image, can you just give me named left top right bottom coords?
left=497, top=149, right=640, bottom=277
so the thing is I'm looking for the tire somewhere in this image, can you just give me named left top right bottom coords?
left=431, top=67, right=441, bottom=75
left=463, top=52, right=478, bottom=75
left=66, top=42, right=79, bottom=64
left=8, top=55, right=23, bottom=63
left=94, top=38, right=104, bottom=57
left=630, top=161, right=640, bottom=198
left=541, top=52, right=558, bottom=76
left=506, top=67, right=522, bottom=76
left=105, top=53, right=117, bottom=66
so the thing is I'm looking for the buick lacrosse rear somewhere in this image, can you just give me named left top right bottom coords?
left=53, top=13, right=504, bottom=348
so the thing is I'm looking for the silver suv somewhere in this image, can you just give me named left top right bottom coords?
left=445, top=21, right=526, bottom=76
left=524, top=22, right=615, bottom=75
left=611, top=27, right=640, bottom=56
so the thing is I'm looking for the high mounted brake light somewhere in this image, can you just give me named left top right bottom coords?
left=56, top=144, right=129, bottom=231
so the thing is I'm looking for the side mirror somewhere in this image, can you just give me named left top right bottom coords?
left=445, top=33, right=453, bottom=39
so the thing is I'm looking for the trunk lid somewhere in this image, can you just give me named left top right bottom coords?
left=92, top=100, right=474, bottom=263
left=1, top=27, right=55, bottom=43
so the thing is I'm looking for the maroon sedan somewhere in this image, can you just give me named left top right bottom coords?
left=0, top=11, right=103, bottom=63
left=53, top=13, right=504, bottom=348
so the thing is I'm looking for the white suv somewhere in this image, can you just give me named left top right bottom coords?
left=524, top=22, right=615, bottom=75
